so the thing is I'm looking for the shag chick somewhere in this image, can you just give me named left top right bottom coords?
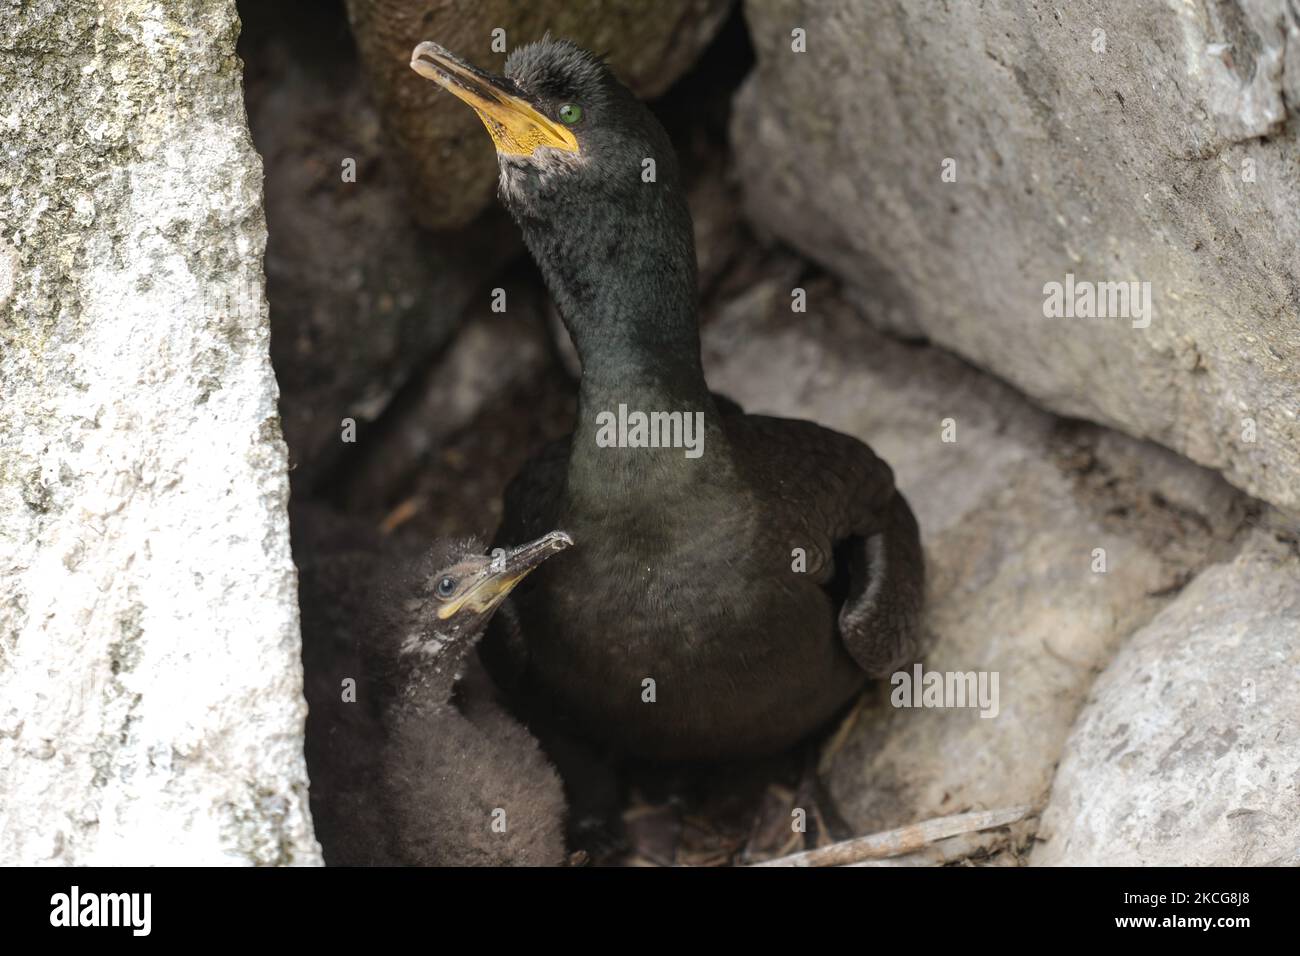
left=299, top=517, right=573, bottom=865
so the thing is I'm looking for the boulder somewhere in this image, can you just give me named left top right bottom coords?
left=731, top=0, right=1300, bottom=517
left=0, top=0, right=319, bottom=865
left=1033, top=530, right=1300, bottom=866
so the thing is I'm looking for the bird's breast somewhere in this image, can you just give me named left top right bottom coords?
left=513, top=507, right=865, bottom=760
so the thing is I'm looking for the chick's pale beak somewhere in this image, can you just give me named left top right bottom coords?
left=410, top=41, right=580, bottom=157
left=435, top=531, right=574, bottom=620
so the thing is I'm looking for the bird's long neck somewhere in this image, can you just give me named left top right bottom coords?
left=571, top=277, right=712, bottom=417
left=529, top=188, right=707, bottom=385
left=518, top=187, right=732, bottom=505
left=390, top=643, right=463, bottom=722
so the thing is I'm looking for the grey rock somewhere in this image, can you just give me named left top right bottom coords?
left=731, top=0, right=1300, bottom=517
left=1033, top=530, right=1300, bottom=866
left=702, top=280, right=1250, bottom=841
left=0, top=1, right=320, bottom=865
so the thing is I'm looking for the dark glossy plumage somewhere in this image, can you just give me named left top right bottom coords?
left=490, top=406, right=924, bottom=760
left=415, top=37, right=927, bottom=762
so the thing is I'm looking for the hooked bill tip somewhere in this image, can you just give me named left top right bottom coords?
left=409, top=41, right=452, bottom=80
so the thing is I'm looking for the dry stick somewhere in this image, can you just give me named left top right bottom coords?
left=845, top=828, right=1017, bottom=867
left=753, top=804, right=1038, bottom=868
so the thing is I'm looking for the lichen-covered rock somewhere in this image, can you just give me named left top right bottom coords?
left=0, top=1, right=320, bottom=865
left=732, top=0, right=1300, bottom=517
left=345, top=0, right=733, bottom=228
left=1033, top=530, right=1300, bottom=866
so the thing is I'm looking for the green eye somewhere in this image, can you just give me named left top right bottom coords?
left=557, top=103, right=583, bottom=125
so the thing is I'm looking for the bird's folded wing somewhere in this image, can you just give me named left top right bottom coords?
left=727, top=413, right=925, bottom=675
left=727, top=414, right=897, bottom=577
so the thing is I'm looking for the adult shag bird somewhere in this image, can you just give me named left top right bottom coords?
left=299, top=522, right=573, bottom=865
left=411, top=39, right=926, bottom=762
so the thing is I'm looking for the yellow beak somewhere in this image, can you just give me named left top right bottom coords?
left=411, top=41, right=580, bottom=157
left=435, top=531, right=574, bottom=620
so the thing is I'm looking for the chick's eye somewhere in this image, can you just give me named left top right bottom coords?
left=436, top=576, right=457, bottom=598
left=557, top=103, right=582, bottom=124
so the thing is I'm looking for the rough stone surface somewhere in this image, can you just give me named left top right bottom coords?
left=345, top=0, right=734, bottom=228
left=732, top=0, right=1300, bottom=517
left=336, top=295, right=550, bottom=511
left=1033, top=530, right=1300, bottom=866
left=0, top=1, right=320, bottom=864
left=702, top=278, right=1252, bottom=839
left=239, top=5, right=520, bottom=492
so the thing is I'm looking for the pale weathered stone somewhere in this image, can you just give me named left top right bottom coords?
left=1033, top=530, right=1300, bottom=866
left=0, top=1, right=320, bottom=865
left=732, top=0, right=1300, bottom=517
